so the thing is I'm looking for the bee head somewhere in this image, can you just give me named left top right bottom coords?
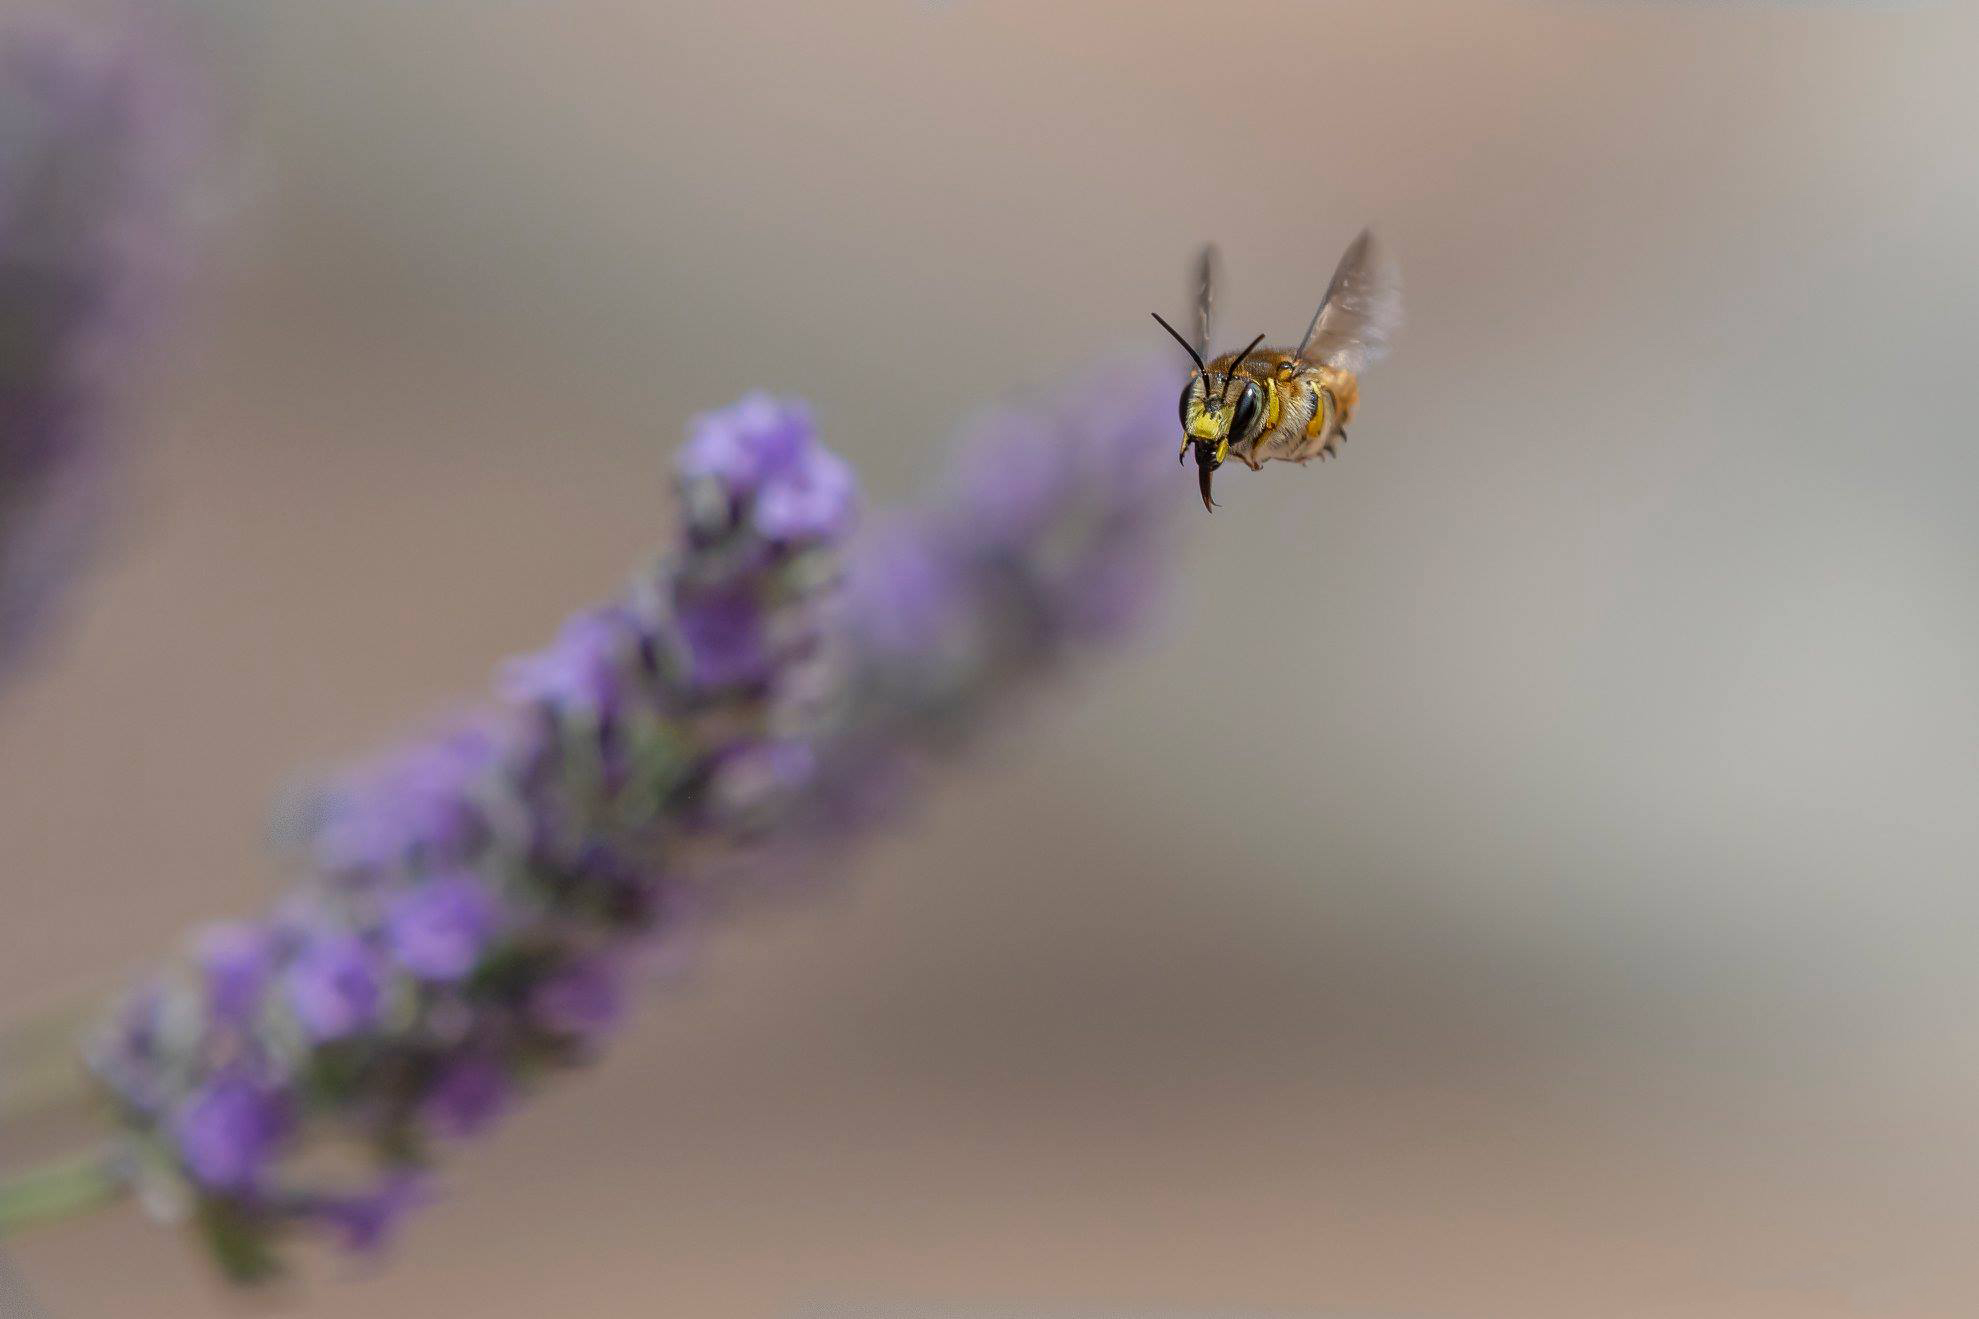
left=1152, top=314, right=1267, bottom=511
left=1179, top=370, right=1265, bottom=450
left=1179, top=377, right=1233, bottom=512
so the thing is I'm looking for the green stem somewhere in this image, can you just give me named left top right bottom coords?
left=0, top=1149, right=128, bottom=1236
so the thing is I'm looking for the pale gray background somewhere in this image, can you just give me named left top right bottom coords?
left=4, top=1, right=1978, bottom=1315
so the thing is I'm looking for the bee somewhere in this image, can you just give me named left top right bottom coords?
left=1152, top=229, right=1402, bottom=511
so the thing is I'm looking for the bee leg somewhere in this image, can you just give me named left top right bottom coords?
left=1300, top=386, right=1340, bottom=461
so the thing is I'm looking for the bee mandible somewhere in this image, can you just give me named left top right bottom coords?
left=1152, top=229, right=1402, bottom=511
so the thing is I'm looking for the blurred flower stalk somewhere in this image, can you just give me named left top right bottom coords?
left=0, top=362, right=1175, bottom=1277
left=0, top=1, right=1179, bottom=1282
left=0, top=14, right=200, bottom=679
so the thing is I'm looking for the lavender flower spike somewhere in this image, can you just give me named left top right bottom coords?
left=86, top=392, right=861, bottom=1278
left=0, top=18, right=199, bottom=681
left=85, top=360, right=1176, bottom=1280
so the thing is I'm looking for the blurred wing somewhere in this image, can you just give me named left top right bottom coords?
left=1295, top=228, right=1402, bottom=374
left=1193, top=243, right=1217, bottom=358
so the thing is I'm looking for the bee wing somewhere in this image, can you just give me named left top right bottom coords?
left=1193, top=243, right=1217, bottom=358
left=1295, top=228, right=1402, bottom=374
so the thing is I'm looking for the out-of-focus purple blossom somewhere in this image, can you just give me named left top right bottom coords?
left=89, top=979, right=168, bottom=1117
left=384, top=874, right=499, bottom=983
left=754, top=442, right=856, bottom=542
left=172, top=1074, right=286, bottom=1194
left=840, top=358, right=1177, bottom=716
left=196, top=922, right=273, bottom=1027
left=310, top=721, right=502, bottom=878
left=842, top=516, right=972, bottom=664
left=292, top=1172, right=429, bottom=1254
left=678, top=392, right=814, bottom=494
left=0, top=18, right=201, bottom=681
left=89, top=365, right=1175, bottom=1280
left=529, top=958, right=623, bottom=1042
left=498, top=606, right=640, bottom=718
left=421, top=1056, right=508, bottom=1139
left=707, top=738, right=818, bottom=828
left=680, top=392, right=857, bottom=543
left=673, top=585, right=768, bottom=690
left=284, top=934, right=382, bottom=1042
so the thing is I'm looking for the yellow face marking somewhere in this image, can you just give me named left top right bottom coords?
left=1183, top=392, right=1225, bottom=442
left=1263, top=376, right=1281, bottom=430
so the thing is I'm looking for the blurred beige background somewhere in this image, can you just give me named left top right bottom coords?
left=6, top=0, right=1979, bottom=1314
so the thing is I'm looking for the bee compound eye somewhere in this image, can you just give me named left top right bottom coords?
left=1230, top=379, right=1262, bottom=439
left=1177, top=378, right=1196, bottom=430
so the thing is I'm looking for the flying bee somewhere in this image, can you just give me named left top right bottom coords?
left=1152, top=229, right=1402, bottom=511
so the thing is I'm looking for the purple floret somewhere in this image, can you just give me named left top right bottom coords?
left=311, top=722, right=501, bottom=878
left=285, top=932, right=383, bottom=1042
left=173, top=1074, right=286, bottom=1194
left=677, top=392, right=815, bottom=493
left=675, top=585, right=769, bottom=689
left=754, top=442, right=857, bottom=543
left=529, top=957, right=623, bottom=1041
left=421, top=1055, right=509, bottom=1139
left=385, top=874, right=500, bottom=983
left=293, top=1172, right=429, bottom=1253
left=196, top=922, right=274, bottom=1027
left=499, top=606, right=643, bottom=719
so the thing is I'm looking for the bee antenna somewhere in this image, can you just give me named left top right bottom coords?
left=1222, top=332, right=1266, bottom=407
left=1151, top=312, right=1208, bottom=376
